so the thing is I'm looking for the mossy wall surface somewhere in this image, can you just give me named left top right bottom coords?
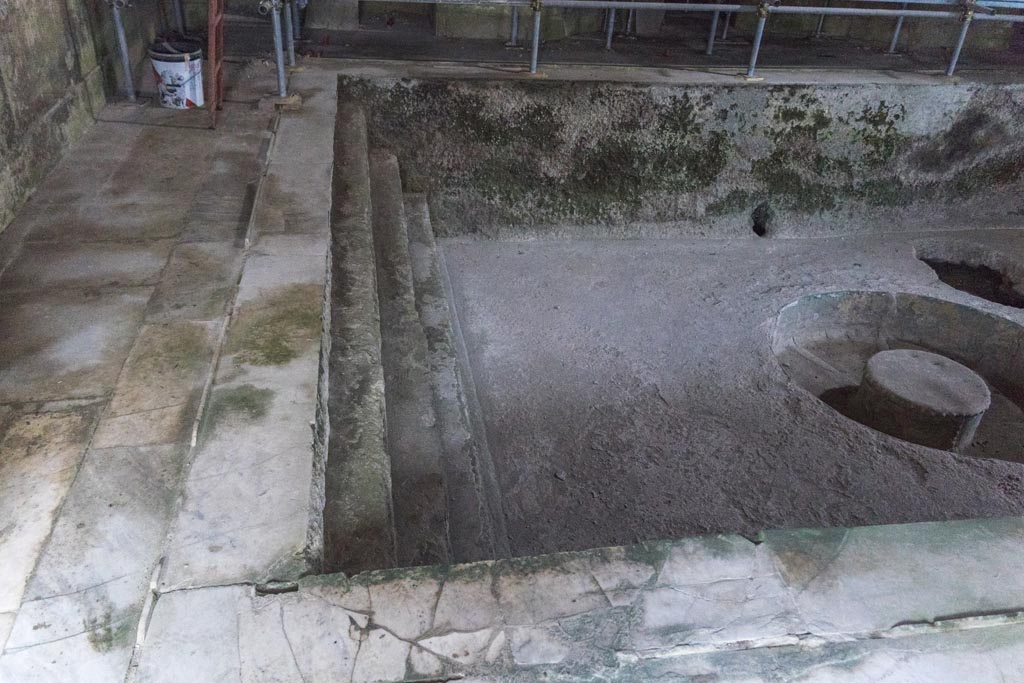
left=340, top=76, right=1024, bottom=238
left=0, top=0, right=165, bottom=235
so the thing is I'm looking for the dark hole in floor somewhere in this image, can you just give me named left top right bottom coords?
left=751, top=202, right=772, bottom=237
left=921, top=258, right=1024, bottom=309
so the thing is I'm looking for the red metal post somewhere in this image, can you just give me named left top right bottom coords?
left=207, top=0, right=225, bottom=128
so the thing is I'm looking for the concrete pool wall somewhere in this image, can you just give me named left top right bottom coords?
left=341, top=75, right=1024, bottom=239
left=325, top=70, right=1024, bottom=577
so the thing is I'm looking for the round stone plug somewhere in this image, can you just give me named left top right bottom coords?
left=853, top=349, right=991, bottom=451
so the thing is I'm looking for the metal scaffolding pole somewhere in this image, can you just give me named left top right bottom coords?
left=171, top=0, right=188, bottom=32
left=268, top=1, right=288, bottom=96
left=707, top=6, right=721, bottom=55
left=510, top=6, right=520, bottom=45
left=530, top=7, right=542, bottom=72
left=356, top=0, right=1024, bottom=78
left=888, top=2, right=908, bottom=51
left=293, top=0, right=303, bottom=39
left=772, top=5, right=999, bottom=19
left=284, top=0, right=297, bottom=66
left=746, top=12, right=767, bottom=77
left=947, top=10, right=973, bottom=75
left=110, top=1, right=136, bottom=102
left=814, top=1, right=828, bottom=36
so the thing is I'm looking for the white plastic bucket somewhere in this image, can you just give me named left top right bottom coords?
left=149, top=41, right=204, bottom=109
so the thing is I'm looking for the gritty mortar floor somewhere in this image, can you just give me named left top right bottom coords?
left=441, top=229, right=1024, bottom=557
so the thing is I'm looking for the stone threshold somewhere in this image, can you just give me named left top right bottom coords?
left=133, top=516, right=1024, bottom=681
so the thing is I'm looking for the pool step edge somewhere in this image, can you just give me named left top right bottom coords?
left=369, top=149, right=451, bottom=568
left=404, top=192, right=512, bottom=562
left=324, top=104, right=397, bottom=574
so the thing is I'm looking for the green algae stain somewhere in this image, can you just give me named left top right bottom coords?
left=775, top=105, right=808, bottom=125
left=767, top=96, right=832, bottom=143
left=853, top=177, right=915, bottom=208
left=342, top=77, right=1024, bottom=228
left=950, top=152, right=1024, bottom=198
left=229, top=284, right=322, bottom=366
left=566, top=93, right=729, bottom=215
left=345, top=78, right=738, bottom=225
left=656, top=93, right=701, bottom=138
left=706, top=189, right=756, bottom=216
left=349, top=562, right=448, bottom=588
left=751, top=149, right=838, bottom=213
left=446, top=559, right=495, bottom=583
left=500, top=552, right=579, bottom=576
left=855, top=101, right=908, bottom=167
left=622, top=540, right=670, bottom=568
left=85, top=613, right=134, bottom=653
left=751, top=99, right=846, bottom=214
left=158, top=323, right=211, bottom=370
left=206, top=384, right=274, bottom=427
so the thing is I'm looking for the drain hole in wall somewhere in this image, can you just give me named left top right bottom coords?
left=751, top=202, right=772, bottom=237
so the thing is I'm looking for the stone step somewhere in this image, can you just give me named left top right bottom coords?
left=369, top=150, right=450, bottom=567
left=404, top=193, right=511, bottom=563
left=324, top=104, right=396, bottom=574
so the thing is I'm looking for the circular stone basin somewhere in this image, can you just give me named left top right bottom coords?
left=854, top=349, right=991, bottom=451
left=772, top=291, right=1024, bottom=460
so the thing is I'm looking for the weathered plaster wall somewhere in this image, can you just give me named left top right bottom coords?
left=435, top=6, right=602, bottom=40
left=0, top=0, right=166, bottom=235
left=341, top=77, right=1024, bottom=238
left=306, top=0, right=359, bottom=30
